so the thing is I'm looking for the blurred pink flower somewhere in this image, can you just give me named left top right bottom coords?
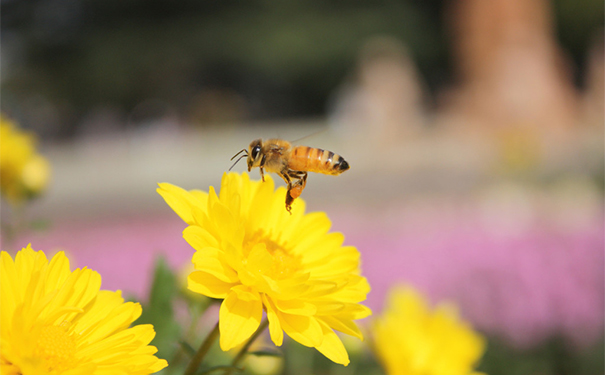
left=331, top=204, right=604, bottom=348
left=15, top=215, right=192, bottom=300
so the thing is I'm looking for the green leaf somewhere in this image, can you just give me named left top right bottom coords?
left=179, top=340, right=196, bottom=357
left=477, top=335, right=605, bottom=375
left=198, top=365, right=243, bottom=375
left=136, top=255, right=182, bottom=363
left=248, top=349, right=283, bottom=358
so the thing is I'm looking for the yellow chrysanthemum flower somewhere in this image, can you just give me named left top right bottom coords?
left=157, top=172, right=371, bottom=366
left=0, top=116, right=51, bottom=204
left=373, top=286, right=486, bottom=375
left=0, top=245, right=168, bottom=375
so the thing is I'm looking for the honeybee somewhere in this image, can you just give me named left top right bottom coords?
left=230, top=138, right=350, bottom=213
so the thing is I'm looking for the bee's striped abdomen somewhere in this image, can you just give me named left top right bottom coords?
left=289, top=146, right=350, bottom=175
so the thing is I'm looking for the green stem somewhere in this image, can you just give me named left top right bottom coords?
left=173, top=301, right=207, bottom=367
left=224, top=319, right=270, bottom=375
left=184, top=321, right=220, bottom=375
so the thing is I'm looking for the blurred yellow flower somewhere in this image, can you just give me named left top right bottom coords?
left=495, top=125, right=541, bottom=173
left=158, top=172, right=371, bottom=366
left=0, top=116, right=51, bottom=204
left=0, top=245, right=168, bottom=375
left=373, top=286, right=486, bottom=375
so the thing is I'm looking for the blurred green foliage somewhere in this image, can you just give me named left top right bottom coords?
left=1, top=0, right=443, bottom=131
left=552, top=0, right=604, bottom=86
left=2, top=0, right=602, bottom=135
left=136, top=256, right=182, bottom=363
left=478, top=336, right=605, bottom=375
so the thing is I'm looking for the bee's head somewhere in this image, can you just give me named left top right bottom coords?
left=247, top=139, right=263, bottom=171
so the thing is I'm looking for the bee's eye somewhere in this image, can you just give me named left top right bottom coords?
left=251, top=146, right=261, bottom=160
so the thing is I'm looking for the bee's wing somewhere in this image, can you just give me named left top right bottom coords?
left=290, top=128, right=327, bottom=145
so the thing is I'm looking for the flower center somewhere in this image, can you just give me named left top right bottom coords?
left=244, top=230, right=302, bottom=280
left=266, top=247, right=301, bottom=279
left=33, top=324, right=79, bottom=373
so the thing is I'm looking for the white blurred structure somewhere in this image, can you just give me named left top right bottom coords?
left=442, top=0, right=579, bottom=136
left=329, top=36, right=428, bottom=148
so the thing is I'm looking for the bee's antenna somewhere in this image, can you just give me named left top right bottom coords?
left=230, top=149, right=247, bottom=161
left=229, top=150, right=248, bottom=171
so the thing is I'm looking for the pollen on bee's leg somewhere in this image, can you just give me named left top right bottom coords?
left=289, top=184, right=304, bottom=199
left=285, top=190, right=297, bottom=215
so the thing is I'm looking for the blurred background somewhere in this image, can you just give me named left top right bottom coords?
left=1, top=0, right=603, bottom=373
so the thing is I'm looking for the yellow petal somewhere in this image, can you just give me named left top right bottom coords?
left=336, top=303, right=372, bottom=320
left=262, top=294, right=284, bottom=347
left=247, top=176, right=277, bottom=225
left=278, top=312, right=323, bottom=348
left=183, top=225, right=219, bottom=250
left=45, top=251, right=72, bottom=294
left=191, top=249, right=238, bottom=283
left=189, top=189, right=209, bottom=203
left=76, top=292, right=142, bottom=343
left=300, top=280, right=339, bottom=299
left=219, top=287, right=262, bottom=351
left=330, top=275, right=371, bottom=303
left=313, top=301, right=345, bottom=315
left=319, top=316, right=363, bottom=340
left=289, top=212, right=332, bottom=253
left=315, top=322, right=350, bottom=366
left=208, top=200, right=244, bottom=247
left=188, top=271, right=234, bottom=299
left=305, top=244, right=360, bottom=277
left=300, top=232, right=345, bottom=263
left=43, top=268, right=102, bottom=324
left=157, top=182, right=207, bottom=225
left=273, top=299, right=317, bottom=316
left=75, top=290, right=127, bottom=339
left=246, top=243, right=273, bottom=274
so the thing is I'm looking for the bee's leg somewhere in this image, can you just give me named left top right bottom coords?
left=288, top=170, right=307, bottom=190
left=278, top=170, right=290, bottom=185
left=285, top=192, right=295, bottom=214
left=300, top=172, right=307, bottom=189
left=284, top=170, right=308, bottom=214
left=259, top=155, right=267, bottom=182
left=278, top=169, right=296, bottom=214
